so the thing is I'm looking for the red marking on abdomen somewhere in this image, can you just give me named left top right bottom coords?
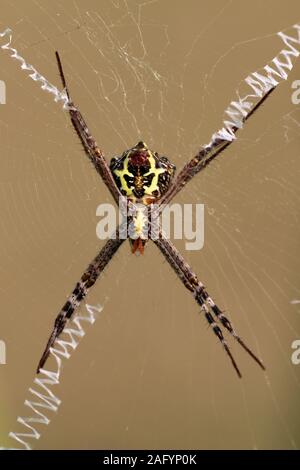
left=132, top=238, right=145, bottom=255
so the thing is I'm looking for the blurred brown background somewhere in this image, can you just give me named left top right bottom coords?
left=0, top=0, right=300, bottom=450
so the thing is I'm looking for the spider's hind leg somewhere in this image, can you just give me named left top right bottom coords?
left=154, top=235, right=265, bottom=377
left=195, top=289, right=242, bottom=378
left=37, top=235, right=124, bottom=373
left=195, top=287, right=265, bottom=370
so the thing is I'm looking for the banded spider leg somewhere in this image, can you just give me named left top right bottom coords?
left=154, top=234, right=265, bottom=378
left=37, top=234, right=125, bottom=373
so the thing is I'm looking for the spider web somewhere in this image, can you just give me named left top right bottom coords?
left=0, top=0, right=300, bottom=450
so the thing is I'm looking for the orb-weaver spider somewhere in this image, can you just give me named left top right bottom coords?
left=37, top=51, right=275, bottom=377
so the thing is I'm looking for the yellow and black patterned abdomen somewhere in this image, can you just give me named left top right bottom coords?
left=110, top=141, right=175, bottom=204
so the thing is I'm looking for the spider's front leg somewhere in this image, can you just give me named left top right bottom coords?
left=37, top=234, right=125, bottom=373
left=158, top=87, right=275, bottom=208
left=55, top=52, right=121, bottom=204
left=153, top=234, right=265, bottom=378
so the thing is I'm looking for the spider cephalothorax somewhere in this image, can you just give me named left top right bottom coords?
left=110, top=141, right=176, bottom=204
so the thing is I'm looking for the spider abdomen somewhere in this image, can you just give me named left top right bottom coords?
left=123, top=206, right=148, bottom=255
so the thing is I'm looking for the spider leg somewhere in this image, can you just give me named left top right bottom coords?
left=37, top=235, right=125, bottom=373
left=196, top=288, right=266, bottom=370
left=159, top=87, right=275, bottom=208
left=55, top=51, right=121, bottom=204
left=154, top=234, right=265, bottom=378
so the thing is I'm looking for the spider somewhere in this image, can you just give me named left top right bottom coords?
left=36, top=51, right=274, bottom=377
